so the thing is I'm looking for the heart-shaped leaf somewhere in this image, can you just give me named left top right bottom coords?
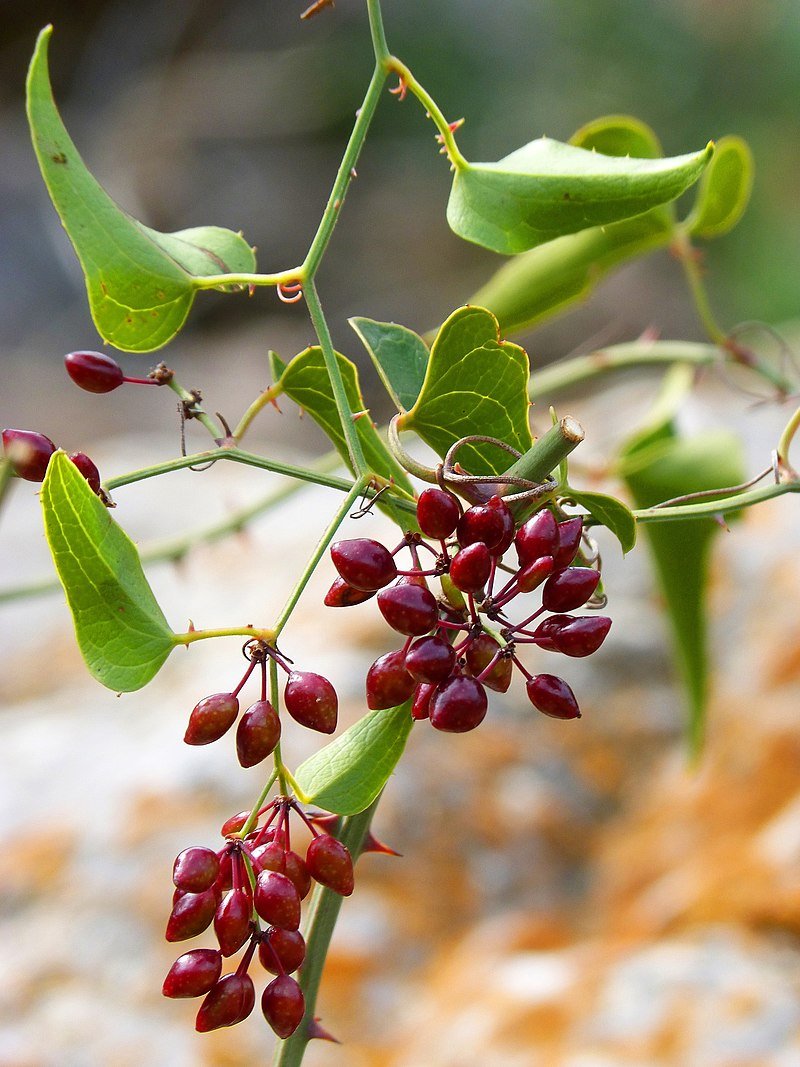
left=41, top=452, right=176, bottom=692
left=349, top=317, right=429, bottom=412
left=275, top=346, right=414, bottom=499
left=620, top=421, right=744, bottom=754
left=447, top=136, right=712, bottom=254
left=685, top=135, right=753, bottom=240
left=295, top=703, right=413, bottom=815
left=565, top=488, right=637, bottom=554
left=399, top=306, right=532, bottom=476
left=27, top=27, right=256, bottom=352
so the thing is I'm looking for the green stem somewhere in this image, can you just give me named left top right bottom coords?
left=165, top=375, right=224, bottom=441
left=385, top=56, right=468, bottom=171
left=272, top=798, right=380, bottom=1067
left=233, top=383, right=284, bottom=441
left=776, top=402, right=800, bottom=477
left=303, top=281, right=369, bottom=476
left=529, top=339, right=795, bottom=400
left=0, top=460, right=14, bottom=523
left=634, top=480, right=800, bottom=523
left=174, top=624, right=275, bottom=646
left=240, top=767, right=279, bottom=838
left=500, top=416, right=585, bottom=488
left=192, top=268, right=302, bottom=290
left=273, top=474, right=370, bottom=636
left=366, top=0, right=390, bottom=61
left=301, top=65, right=388, bottom=280
left=269, top=658, right=290, bottom=797
left=673, top=233, right=727, bottom=345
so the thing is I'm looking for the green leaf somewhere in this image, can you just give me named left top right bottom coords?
left=565, top=488, right=637, bottom=554
left=447, top=136, right=712, bottom=255
left=570, top=114, right=664, bottom=158
left=26, top=27, right=256, bottom=352
left=349, top=317, right=429, bottom=412
left=685, top=135, right=753, bottom=240
left=41, top=452, right=175, bottom=692
left=269, top=350, right=288, bottom=383
left=295, top=703, right=414, bottom=815
left=277, top=346, right=414, bottom=495
left=400, top=306, right=533, bottom=476
left=619, top=423, right=745, bottom=754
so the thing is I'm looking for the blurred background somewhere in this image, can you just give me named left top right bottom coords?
left=1, top=1, right=800, bottom=1065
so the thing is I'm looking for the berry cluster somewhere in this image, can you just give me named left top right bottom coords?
left=328, top=488, right=611, bottom=729
left=163, top=797, right=354, bottom=1038
left=185, top=641, right=339, bottom=763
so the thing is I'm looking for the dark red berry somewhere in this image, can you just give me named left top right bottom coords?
left=220, top=811, right=249, bottom=837
left=526, top=674, right=580, bottom=719
left=411, top=682, right=436, bottom=720
left=163, top=949, right=222, bottom=999
left=195, top=972, right=255, bottom=1031
left=449, top=542, right=492, bottom=593
left=64, top=350, right=124, bottom=393
left=324, top=577, right=376, bottom=607
left=306, top=834, right=354, bottom=896
left=254, top=870, right=301, bottom=930
left=258, top=928, right=306, bottom=976
left=214, top=888, right=253, bottom=957
left=366, top=649, right=417, bottom=710
left=262, top=974, right=305, bottom=1039
left=486, top=495, right=515, bottom=555
left=404, top=634, right=456, bottom=683
left=236, top=700, right=281, bottom=767
left=429, top=675, right=488, bottom=732
left=464, top=634, right=512, bottom=693
left=542, top=567, right=600, bottom=612
left=551, top=615, right=612, bottom=657
left=1, top=429, right=56, bottom=482
left=456, top=505, right=504, bottom=550
left=283, top=851, right=312, bottom=900
left=68, top=452, right=101, bottom=494
left=166, top=888, right=218, bottom=941
left=416, top=487, right=460, bottom=539
left=173, top=846, right=220, bottom=892
left=330, top=538, right=397, bottom=591
left=553, top=517, right=583, bottom=568
left=530, top=614, right=571, bottom=652
left=516, top=554, right=554, bottom=593
left=184, top=693, right=239, bottom=746
left=284, top=671, right=338, bottom=734
left=515, top=509, right=559, bottom=566
left=253, top=845, right=312, bottom=900
left=377, top=583, right=439, bottom=636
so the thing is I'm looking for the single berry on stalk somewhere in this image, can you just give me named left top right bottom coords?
left=1, top=428, right=56, bottom=482
left=366, top=649, right=416, bottom=710
left=69, top=452, right=102, bottom=494
left=262, top=974, right=305, bottom=1039
left=377, top=582, right=438, bottom=636
left=331, top=537, right=397, bottom=591
left=284, top=671, right=338, bottom=733
left=429, top=675, right=488, bottom=733
left=184, top=693, right=239, bottom=746
left=305, top=833, right=354, bottom=896
left=173, top=846, right=220, bottom=892
left=162, top=949, right=222, bottom=999
left=526, top=674, right=580, bottom=719
left=195, top=972, right=255, bottom=1032
left=416, top=486, right=460, bottom=538
left=236, top=699, right=281, bottom=767
left=64, top=350, right=125, bottom=393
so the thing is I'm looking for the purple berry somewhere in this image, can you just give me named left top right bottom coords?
left=404, top=634, right=456, bottom=683
left=64, top=350, right=125, bottom=393
left=377, top=582, right=439, bottom=636
left=515, top=509, right=559, bottom=566
left=305, top=834, right=354, bottom=896
left=195, top=972, right=255, bottom=1031
left=258, top=928, right=306, bottom=976
left=456, top=504, right=505, bottom=550
left=324, top=576, right=376, bottom=607
left=284, top=671, right=338, bottom=734
left=429, top=675, right=488, bottom=732
left=553, top=517, right=583, bottom=568
left=449, top=542, right=492, bottom=593
left=516, top=554, right=554, bottom=593
left=236, top=699, right=281, bottom=767
left=541, top=567, right=600, bottom=612
left=173, top=846, right=220, bottom=892
left=526, top=674, right=580, bottom=719
left=163, top=949, right=222, bottom=999
left=262, top=974, right=305, bottom=1039
left=416, top=487, right=460, bottom=539
left=551, top=615, right=612, bottom=658
left=184, top=692, right=239, bottom=746
left=366, top=649, right=417, bottom=710
left=166, top=888, right=218, bottom=942
left=254, top=870, right=301, bottom=931
left=330, top=538, right=397, bottom=591
left=214, top=888, right=253, bottom=957
left=2, top=428, right=56, bottom=482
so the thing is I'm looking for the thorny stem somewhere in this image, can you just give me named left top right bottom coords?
left=174, top=624, right=275, bottom=647
left=233, top=379, right=284, bottom=442
left=272, top=798, right=381, bottom=1067
left=386, top=56, right=468, bottom=171
left=634, top=480, right=800, bottom=523
left=529, top=339, right=796, bottom=400
left=164, top=374, right=225, bottom=441
left=269, top=658, right=291, bottom=797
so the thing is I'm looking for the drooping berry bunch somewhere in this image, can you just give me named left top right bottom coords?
left=163, top=796, right=355, bottom=1038
left=327, top=488, right=611, bottom=730
left=185, top=640, right=339, bottom=762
